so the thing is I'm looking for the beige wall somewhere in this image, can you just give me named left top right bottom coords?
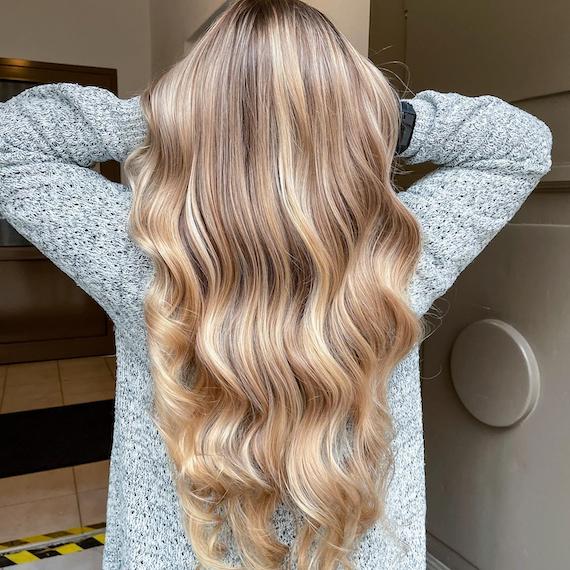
left=0, top=0, right=152, bottom=98
left=0, top=0, right=372, bottom=95
left=149, top=0, right=226, bottom=78
left=309, top=0, right=370, bottom=56
left=149, top=0, right=371, bottom=79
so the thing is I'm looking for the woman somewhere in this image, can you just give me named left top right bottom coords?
left=0, top=0, right=552, bottom=568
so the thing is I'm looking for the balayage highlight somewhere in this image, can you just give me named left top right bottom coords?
left=124, top=0, right=422, bottom=568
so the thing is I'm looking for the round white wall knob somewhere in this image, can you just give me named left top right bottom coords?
left=450, top=319, right=540, bottom=428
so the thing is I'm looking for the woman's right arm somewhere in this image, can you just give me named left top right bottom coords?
left=397, top=90, right=553, bottom=317
left=0, top=83, right=147, bottom=322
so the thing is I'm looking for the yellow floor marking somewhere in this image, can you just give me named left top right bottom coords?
left=55, top=543, right=83, bottom=554
left=6, top=551, right=40, bottom=563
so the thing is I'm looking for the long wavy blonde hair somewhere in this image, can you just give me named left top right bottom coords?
left=124, top=0, right=422, bottom=568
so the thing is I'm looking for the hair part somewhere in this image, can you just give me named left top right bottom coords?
left=125, top=0, right=422, bottom=568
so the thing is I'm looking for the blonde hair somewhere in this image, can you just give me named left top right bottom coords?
left=124, top=0, right=422, bottom=568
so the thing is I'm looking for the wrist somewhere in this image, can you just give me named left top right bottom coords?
left=396, top=100, right=416, bottom=155
left=398, top=95, right=436, bottom=164
left=115, top=95, right=148, bottom=162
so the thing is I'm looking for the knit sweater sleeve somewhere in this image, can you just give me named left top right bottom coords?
left=0, top=82, right=147, bottom=322
left=397, top=90, right=553, bottom=317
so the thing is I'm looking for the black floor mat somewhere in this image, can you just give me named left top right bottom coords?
left=0, top=400, right=114, bottom=478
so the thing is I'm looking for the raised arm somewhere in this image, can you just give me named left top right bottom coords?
left=0, top=82, right=146, bottom=167
left=397, top=90, right=553, bottom=317
left=0, top=82, right=148, bottom=321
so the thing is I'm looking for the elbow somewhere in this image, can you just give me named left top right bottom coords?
left=517, top=108, right=553, bottom=178
left=530, top=116, right=553, bottom=177
left=488, top=95, right=553, bottom=178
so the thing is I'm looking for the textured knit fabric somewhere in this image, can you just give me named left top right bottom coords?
left=0, top=83, right=552, bottom=569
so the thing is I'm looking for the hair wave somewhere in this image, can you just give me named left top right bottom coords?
left=124, top=0, right=422, bottom=568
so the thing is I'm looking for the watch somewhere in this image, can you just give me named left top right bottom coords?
left=396, top=100, right=416, bottom=155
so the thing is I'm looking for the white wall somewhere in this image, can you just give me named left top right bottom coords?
left=0, top=0, right=152, bottom=97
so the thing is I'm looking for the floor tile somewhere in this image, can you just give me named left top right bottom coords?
left=63, top=388, right=115, bottom=406
left=59, top=357, right=115, bottom=405
left=74, top=461, right=110, bottom=493
left=103, top=355, right=117, bottom=377
left=61, top=374, right=114, bottom=392
left=1, top=378, right=62, bottom=413
left=5, top=361, right=59, bottom=388
left=77, top=489, right=107, bottom=526
left=60, top=374, right=114, bottom=395
left=0, top=468, right=75, bottom=508
left=0, top=494, right=80, bottom=543
left=58, top=357, right=113, bottom=383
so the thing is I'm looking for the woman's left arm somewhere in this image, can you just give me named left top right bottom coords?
left=0, top=82, right=148, bottom=321
left=396, top=90, right=552, bottom=317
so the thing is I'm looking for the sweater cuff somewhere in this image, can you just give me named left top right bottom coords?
left=114, top=95, right=148, bottom=162
left=399, top=95, right=435, bottom=164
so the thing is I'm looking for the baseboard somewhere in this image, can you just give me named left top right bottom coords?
left=426, top=532, right=478, bottom=570
left=427, top=552, right=452, bottom=570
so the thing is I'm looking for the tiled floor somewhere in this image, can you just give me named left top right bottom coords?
left=0, top=355, right=116, bottom=413
left=0, top=355, right=115, bottom=544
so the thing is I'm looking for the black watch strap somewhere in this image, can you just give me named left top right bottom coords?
left=396, top=100, right=416, bottom=155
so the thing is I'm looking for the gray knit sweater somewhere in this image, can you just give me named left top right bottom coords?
left=0, top=83, right=552, bottom=569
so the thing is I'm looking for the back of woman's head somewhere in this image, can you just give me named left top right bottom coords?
left=124, top=0, right=422, bottom=568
